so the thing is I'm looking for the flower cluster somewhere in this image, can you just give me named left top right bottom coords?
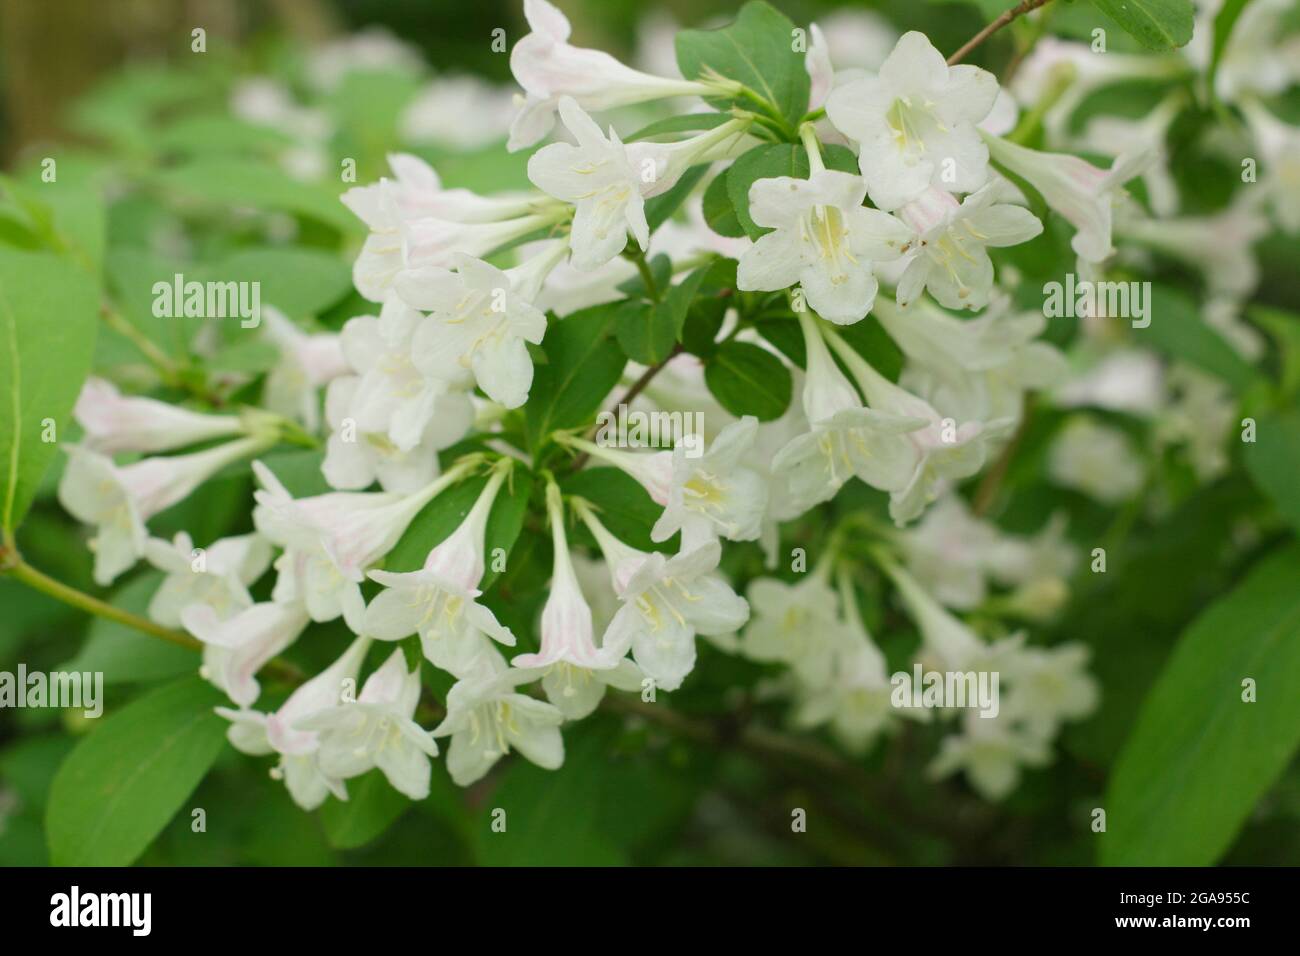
left=50, top=0, right=1293, bottom=814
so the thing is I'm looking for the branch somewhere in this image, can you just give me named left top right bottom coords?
left=0, top=553, right=303, bottom=683
left=947, top=0, right=1054, bottom=66
left=567, top=344, right=683, bottom=470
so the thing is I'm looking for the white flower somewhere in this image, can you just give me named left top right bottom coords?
left=253, top=459, right=469, bottom=631
left=771, top=312, right=924, bottom=511
left=982, top=132, right=1151, bottom=264
left=184, top=600, right=310, bottom=707
left=73, top=377, right=244, bottom=454
left=364, top=463, right=517, bottom=676
left=216, top=635, right=372, bottom=809
left=742, top=565, right=843, bottom=687
left=576, top=498, right=747, bottom=693
left=1155, top=363, right=1236, bottom=480
left=928, top=710, right=1051, bottom=800
left=792, top=571, right=904, bottom=752
left=1046, top=416, right=1145, bottom=504
left=297, top=650, right=440, bottom=799
left=806, top=23, right=834, bottom=111
left=1117, top=204, right=1268, bottom=299
left=511, top=486, right=642, bottom=715
left=335, top=298, right=474, bottom=454
left=1002, top=644, right=1098, bottom=737
left=875, top=295, right=1066, bottom=422
left=1240, top=99, right=1300, bottom=233
left=143, top=531, right=272, bottom=627
left=737, top=162, right=913, bottom=324
left=401, top=77, right=517, bottom=150
left=322, top=374, right=471, bottom=493
left=1077, top=92, right=1185, bottom=218
left=342, top=153, right=538, bottom=228
left=261, top=307, right=349, bottom=433
left=528, top=98, right=749, bottom=270
left=507, top=0, right=718, bottom=150
left=824, top=327, right=1015, bottom=525
left=402, top=243, right=565, bottom=409
left=651, top=416, right=768, bottom=548
left=826, top=31, right=999, bottom=210
left=348, top=180, right=560, bottom=303
left=898, top=495, right=1005, bottom=610
left=556, top=437, right=675, bottom=505
left=878, top=553, right=990, bottom=672
left=432, top=650, right=565, bottom=786
left=1053, top=348, right=1165, bottom=415
left=894, top=181, right=1042, bottom=311
left=58, top=436, right=268, bottom=586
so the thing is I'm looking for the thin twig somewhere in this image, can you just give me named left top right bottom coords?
left=568, top=344, right=683, bottom=470
left=947, top=0, right=1054, bottom=66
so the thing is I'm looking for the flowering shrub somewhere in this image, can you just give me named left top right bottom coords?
left=1, top=0, right=1298, bottom=867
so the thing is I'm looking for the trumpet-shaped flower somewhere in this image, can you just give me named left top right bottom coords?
left=253, top=459, right=470, bottom=631
left=826, top=31, right=999, bottom=210
left=58, top=436, right=269, bottom=586
left=742, top=565, right=844, bottom=687
left=528, top=98, right=748, bottom=270
left=650, top=416, right=768, bottom=548
left=575, top=498, right=747, bottom=693
left=216, top=635, right=372, bottom=809
left=144, top=531, right=272, bottom=627
left=1046, top=416, right=1145, bottom=504
left=337, top=298, right=474, bottom=453
left=184, top=599, right=311, bottom=707
left=772, top=312, right=925, bottom=510
left=364, top=463, right=517, bottom=676
left=342, top=152, right=539, bottom=227
left=894, top=181, right=1042, bottom=311
left=982, top=132, right=1150, bottom=264
left=402, top=243, right=566, bottom=408
left=825, top=328, right=1015, bottom=525
left=512, top=486, right=642, bottom=715
left=507, top=0, right=718, bottom=150
left=322, top=373, right=472, bottom=493
left=73, top=377, right=244, bottom=454
left=296, top=650, right=440, bottom=799
left=261, top=306, right=349, bottom=433
left=928, top=709, right=1051, bottom=800
left=737, top=161, right=913, bottom=324
left=433, top=649, right=566, bottom=786
left=792, top=571, right=907, bottom=752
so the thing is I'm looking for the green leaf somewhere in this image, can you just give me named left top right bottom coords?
left=473, top=723, right=627, bottom=865
left=319, top=770, right=410, bottom=850
left=386, top=467, right=533, bottom=587
left=1208, top=0, right=1253, bottom=97
left=702, top=170, right=745, bottom=238
left=526, top=303, right=628, bottom=452
left=1141, top=285, right=1262, bottom=393
left=615, top=300, right=675, bottom=365
left=154, top=159, right=358, bottom=234
left=705, top=340, right=792, bottom=421
left=644, top=164, right=711, bottom=234
left=46, top=676, right=227, bottom=866
left=727, top=143, right=809, bottom=240
left=675, top=1, right=811, bottom=129
left=1091, top=0, right=1195, bottom=50
left=60, top=573, right=195, bottom=684
left=562, top=468, right=667, bottom=552
left=199, top=247, right=353, bottom=318
left=1103, top=546, right=1300, bottom=865
left=0, top=247, right=100, bottom=536
left=1243, top=408, right=1300, bottom=534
